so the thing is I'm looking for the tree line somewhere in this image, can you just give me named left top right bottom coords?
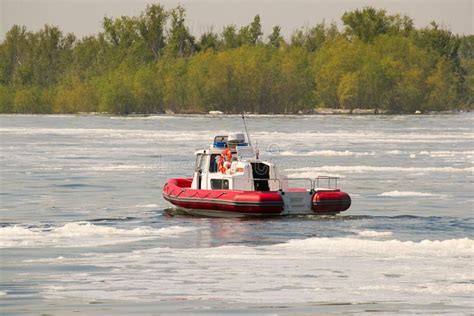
left=0, top=5, right=472, bottom=114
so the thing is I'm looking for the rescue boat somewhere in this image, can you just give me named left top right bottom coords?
left=162, top=131, right=351, bottom=217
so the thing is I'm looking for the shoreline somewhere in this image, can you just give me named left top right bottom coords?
left=0, top=109, right=470, bottom=116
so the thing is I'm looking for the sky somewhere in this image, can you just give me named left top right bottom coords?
left=1, top=0, right=473, bottom=41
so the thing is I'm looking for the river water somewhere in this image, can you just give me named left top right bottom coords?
left=0, top=114, right=473, bottom=314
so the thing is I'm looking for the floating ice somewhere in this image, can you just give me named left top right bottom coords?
left=287, top=165, right=473, bottom=174
left=36, top=236, right=474, bottom=307
left=272, top=236, right=474, bottom=257
left=0, top=223, right=195, bottom=248
left=357, top=230, right=393, bottom=237
left=279, top=150, right=374, bottom=157
left=135, top=204, right=159, bottom=208
left=378, top=191, right=438, bottom=197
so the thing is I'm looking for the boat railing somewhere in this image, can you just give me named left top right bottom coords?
left=284, top=177, right=314, bottom=191
left=221, top=176, right=339, bottom=191
left=313, top=176, right=339, bottom=190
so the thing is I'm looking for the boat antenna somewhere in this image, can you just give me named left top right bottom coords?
left=242, top=112, right=252, bottom=146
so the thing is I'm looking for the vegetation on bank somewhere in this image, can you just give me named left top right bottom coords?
left=0, top=5, right=472, bottom=114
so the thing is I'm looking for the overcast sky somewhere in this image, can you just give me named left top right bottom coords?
left=1, top=0, right=472, bottom=41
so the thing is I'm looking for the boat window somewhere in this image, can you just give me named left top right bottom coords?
left=214, top=135, right=228, bottom=143
left=211, top=179, right=229, bottom=190
left=209, top=154, right=220, bottom=173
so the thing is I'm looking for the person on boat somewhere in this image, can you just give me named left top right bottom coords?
left=218, top=148, right=233, bottom=174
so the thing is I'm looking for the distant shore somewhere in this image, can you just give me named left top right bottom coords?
left=1, top=6, right=472, bottom=116
left=2, top=108, right=470, bottom=116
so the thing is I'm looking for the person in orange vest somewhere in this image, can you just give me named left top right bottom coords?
left=218, top=148, right=232, bottom=174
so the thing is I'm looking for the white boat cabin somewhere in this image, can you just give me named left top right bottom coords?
left=191, top=133, right=289, bottom=192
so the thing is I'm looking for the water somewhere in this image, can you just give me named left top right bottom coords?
left=1, top=114, right=473, bottom=315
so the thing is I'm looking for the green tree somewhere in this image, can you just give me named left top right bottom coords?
left=98, top=66, right=136, bottom=114
left=132, top=65, right=164, bottom=113
left=274, top=47, right=314, bottom=112
left=337, top=71, right=362, bottom=112
left=291, top=22, right=335, bottom=52
left=0, top=85, right=15, bottom=112
left=459, top=36, right=474, bottom=107
left=32, top=25, right=75, bottom=87
left=268, top=26, right=284, bottom=48
left=54, top=76, right=98, bottom=113
left=103, top=15, right=139, bottom=48
left=222, top=25, right=239, bottom=49
left=137, top=4, right=168, bottom=61
left=459, top=35, right=474, bottom=59
left=342, top=7, right=413, bottom=43
left=237, top=15, right=263, bottom=46
left=198, top=31, right=220, bottom=51
left=161, top=56, right=189, bottom=111
left=313, top=37, right=364, bottom=107
left=167, top=6, right=196, bottom=57
left=248, top=15, right=263, bottom=45
left=415, top=22, right=460, bottom=62
left=13, top=86, right=51, bottom=113
left=70, top=35, right=108, bottom=79
left=424, top=58, right=460, bottom=111
left=0, top=25, right=32, bottom=85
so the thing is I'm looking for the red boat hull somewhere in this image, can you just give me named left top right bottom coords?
left=162, top=178, right=351, bottom=217
left=162, top=178, right=284, bottom=216
left=312, top=191, right=352, bottom=214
